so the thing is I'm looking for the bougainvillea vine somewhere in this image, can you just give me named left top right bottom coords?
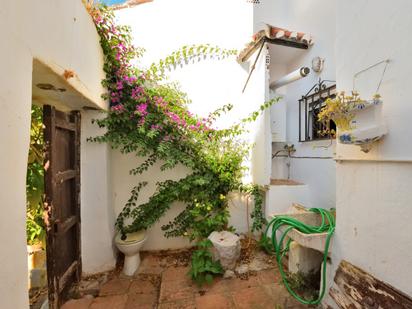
left=86, top=4, right=277, bottom=283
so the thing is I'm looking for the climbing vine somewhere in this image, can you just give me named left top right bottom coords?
left=87, top=4, right=276, bottom=280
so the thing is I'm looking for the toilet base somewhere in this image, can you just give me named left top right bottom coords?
left=123, top=253, right=141, bottom=276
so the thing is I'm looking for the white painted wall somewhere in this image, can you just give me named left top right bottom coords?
left=111, top=150, right=192, bottom=250
left=334, top=1, right=412, bottom=160
left=113, top=0, right=271, bottom=249
left=0, top=1, right=109, bottom=306
left=323, top=1, right=412, bottom=306
left=324, top=162, right=412, bottom=305
left=254, top=0, right=337, bottom=210
left=81, top=111, right=117, bottom=274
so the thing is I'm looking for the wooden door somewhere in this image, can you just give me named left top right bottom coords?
left=43, top=105, right=81, bottom=308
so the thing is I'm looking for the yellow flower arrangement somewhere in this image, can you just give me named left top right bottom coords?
left=318, top=91, right=363, bottom=131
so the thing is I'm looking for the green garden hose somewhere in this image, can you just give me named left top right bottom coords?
left=262, top=208, right=335, bottom=305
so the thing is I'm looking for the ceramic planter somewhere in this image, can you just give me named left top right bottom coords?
left=337, top=98, right=387, bottom=152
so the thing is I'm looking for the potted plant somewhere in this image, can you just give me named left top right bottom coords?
left=318, top=92, right=386, bottom=152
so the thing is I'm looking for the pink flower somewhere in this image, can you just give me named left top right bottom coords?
left=136, top=103, right=148, bottom=114
left=151, top=124, right=162, bottom=130
left=111, top=104, right=125, bottom=112
left=110, top=25, right=118, bottom=35
left=166, top=111, right=181, bottom=124
left=94, top=16, right=103, bottom=24
left=116, top=81, right=123, bottom=90
left=124, top=76, right=137, bottom=84
left=117, top=43, right=127, bottom=51
left=132, top=87, right=144, bottom=100
left=138, top=117, right=146, bottom=126
left=135, top=103, right=148, bottom=120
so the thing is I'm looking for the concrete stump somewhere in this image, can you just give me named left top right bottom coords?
left=208, top=231, right=240, bottom=270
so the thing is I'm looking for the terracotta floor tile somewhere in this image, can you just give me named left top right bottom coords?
left=286, top=301, right=310, bottom=309
left=257, top=268, right=281, bottom=285
left=138, top=265, right=164, bottom=275
left=90, top=294, right=128, bottom=309
left=159, top=298, right=196, bottom=309
left=138, top=255, right=165, bottom=275
left=162, top=266, right=190, bottom=282
left=159, top=278, right=196, bottom=303
left=261, top=283, right=289, bottom=307
left=232, top=286, right=275, bottom=309
left=63, top=251, right=307, bottom=309
left=195, top=277, right=228, bottom=296
left=125, top=293, right=157, bottom=309
left=99, top=278, right=132, bottom=296
left=140, top=254, right=162, bottom=267
left=129, top=279, right=157, bottom=294
left=61, top=298, right=93, bottom=309
left=195, top=293, right=235, bottom=309
left=226, top=275, right=260, bottom=291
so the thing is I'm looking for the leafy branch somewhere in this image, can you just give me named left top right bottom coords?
left=148, top=44, right=238, bottom=79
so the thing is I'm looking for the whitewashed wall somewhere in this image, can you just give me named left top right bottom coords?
left=0, top=1, right=111, bottom=306
left=254, top=0, right=337, bottom=210
left=323, top=1, right=412, bottom=306
left=81, top=111, right=116, bottom=274
left=114, top=0, right=270, bottom=249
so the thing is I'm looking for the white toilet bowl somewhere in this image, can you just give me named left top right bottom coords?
left=114, top=230, right=147, bottom=276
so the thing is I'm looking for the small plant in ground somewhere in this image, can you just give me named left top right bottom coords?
left=286, top=270, right=320, bottom=301
left=188, top=239, right=224, bottom=286
left=87, top=4, right=278, bottom=284
left=258, top=233, right=273, bottom=253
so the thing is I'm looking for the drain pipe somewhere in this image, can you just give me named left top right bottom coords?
left=269, top=67, right=310, bottom=90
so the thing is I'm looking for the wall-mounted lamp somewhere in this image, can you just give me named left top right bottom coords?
left=311, top=57, right=324, bottom=73
left=269, top=67, right=310, bottom=90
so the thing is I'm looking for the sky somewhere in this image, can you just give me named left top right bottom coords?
left=98, top=0, right=127, bottom=5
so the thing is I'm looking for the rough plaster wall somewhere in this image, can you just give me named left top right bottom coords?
left=81, top=111, right=117, bottom=274
left=254, top=0, right=337, bottom=210
left=323, top=1, right=412, bottom=307
left=0, top=0, right=107, bottom=306
left=113, top=0, right=270, bottom=250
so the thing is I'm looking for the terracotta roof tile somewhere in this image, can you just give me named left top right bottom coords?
left=238, top=24, right=313, bottom=63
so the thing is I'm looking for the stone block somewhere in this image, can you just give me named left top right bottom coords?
left=208, top=231, right=240, bottom=270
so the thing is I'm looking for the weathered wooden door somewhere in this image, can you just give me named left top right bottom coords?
left=43, top=105, right=81, bottom=308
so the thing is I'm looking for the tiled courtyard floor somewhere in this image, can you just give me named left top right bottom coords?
left=62, top=251, right=309, bottom=309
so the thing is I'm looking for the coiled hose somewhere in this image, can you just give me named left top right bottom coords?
left=262, top=208, right=335, bottom=305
